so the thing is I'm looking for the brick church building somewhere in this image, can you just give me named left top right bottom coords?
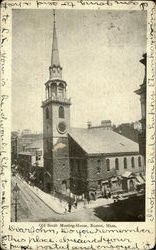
left=41, top=12, right=145, bottom=199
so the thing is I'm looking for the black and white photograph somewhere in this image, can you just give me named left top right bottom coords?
left=11, top=8, right=147, bottom=222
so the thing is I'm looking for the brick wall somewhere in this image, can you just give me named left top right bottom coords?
left=87, top=157, right=116, bottom=190
left=69, top=135, right=87, bottom=195
left=105, top=154, right=144, bottom=175
left=87, top=154, right=144, bottom=192
left=42, top=100, right=71, bottom=193
left=53, top=137, right=70, bottom=192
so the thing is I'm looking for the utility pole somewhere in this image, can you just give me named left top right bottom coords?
left=13, top=183, right=20, bottom=222
left=14, top=195, right=18, bottom=222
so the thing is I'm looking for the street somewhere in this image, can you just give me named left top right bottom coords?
left=11, top=176, right=101, bottom=222
left=11, top=176, right=145, bottom=222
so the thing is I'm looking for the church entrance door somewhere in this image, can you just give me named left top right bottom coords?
left=62, top=180, right=67, bottom=193
left=46, top=183, right=51, bottom=193
left=129, top=179, right=135, bottom=191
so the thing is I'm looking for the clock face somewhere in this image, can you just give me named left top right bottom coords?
left=57, top=122, right=66, bottom=134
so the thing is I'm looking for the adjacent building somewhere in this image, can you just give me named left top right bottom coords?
left=25, top=139, right=43, bottom=168
left=11, top=131, right=19, bottom=164
left=18, top=152, right=34, bottom=181
left=18, top=132, right=42, bottom=152
left=18, top=138, right=44, bottom=186
left=135, top=53, right=146, bottom=159
left=114, top=122, right=139, bottom=143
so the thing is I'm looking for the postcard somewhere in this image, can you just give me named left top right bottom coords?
left=1, top=0, right=155, bottom=249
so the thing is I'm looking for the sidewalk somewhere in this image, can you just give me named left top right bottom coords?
left=17, top=176, right=66, bottom=214
left=17, top=175, right=114, bottom=214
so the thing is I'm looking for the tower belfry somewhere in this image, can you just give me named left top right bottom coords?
left=42, top=10, right=71, bottom=194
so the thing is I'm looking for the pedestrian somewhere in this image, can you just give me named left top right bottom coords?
left=74, top=200, right=77, bottom=209
left=84, top=198, right=87, bottom=208
left=64, top=205, right=67, bottom=214
left=106, top=190, right=109, bottom=199
left=108, top=188, right=111, bottom=198
left=68, top=201, right=72, bottom=212
left=104, top=189, right=107, bottom=198
left=87, top=196, right=90, bottom=204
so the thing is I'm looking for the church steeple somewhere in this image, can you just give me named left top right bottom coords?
left=51, top=10, right=60, bottom=67
left=42, top=11, right=71, bottom=194
left=49, top=10, right=62, bottom=80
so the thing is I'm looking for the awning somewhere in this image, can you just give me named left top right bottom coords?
left=136, top=176, right=145, bottom=185
left=117, top=176, right=122, bottom=180
left=111, top=177, right=118, bottom=182
left=122, top=171, right=135, bottom=178
left=141, top=175, right=146, bottom=181
left=102, top=180, right=109, bottom=184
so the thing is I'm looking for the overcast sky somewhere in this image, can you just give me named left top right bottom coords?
left=12, top=9, right=147, bottom=133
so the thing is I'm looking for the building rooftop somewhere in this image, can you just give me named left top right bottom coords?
left=20, top=133, right=43, bottom=139
left=69, top=128, right=139, bottom=155
left=18, top=152, right=34, bottom=156
left=25, top=139, right=43, bottom=150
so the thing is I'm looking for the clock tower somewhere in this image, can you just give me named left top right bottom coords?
left=42, top=11, right=71, bottom=193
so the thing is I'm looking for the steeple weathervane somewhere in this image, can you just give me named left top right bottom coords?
left=53, top=9, right=56, bottom=25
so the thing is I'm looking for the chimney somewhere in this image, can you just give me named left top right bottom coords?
left=87, top=121, right=92, bottom=129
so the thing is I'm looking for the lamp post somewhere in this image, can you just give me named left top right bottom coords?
left=12, top=183, right=20, bottom=222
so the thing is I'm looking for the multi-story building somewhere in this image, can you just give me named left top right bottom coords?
left=25, top=139, right=43, bottom=168
left=114, top=122, right=139, bottom=143
left=18, top=138, right=44, bottom=186
left=18, top=132, right=42, bottom=152
left=18, top=152, right=34, bottom=181
left=135, top=53, right=146, bottom=159
left=11, top=131, right=19, bottom=164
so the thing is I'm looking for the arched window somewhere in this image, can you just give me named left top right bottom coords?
left=58, top=83, right=64, bottom=98
left=59, top=82, right=64, bottom=88
left=124, top=157, right=127, bottom=169
left=75, top=160, right=80, bottom=175
left=77, top=160, right=81, bottom=174
left=106, top=159, right=110, bottom=171
left=46, top=107, right=49, bottom=119
left=62, top=180, right=67, bottom=191
left=51, top=83, right=57, bottom=97
left=138, top=156, right=142, bottom=167
left=47, top=86, right=50, bottom=98
left=115, top=158, right=119, bottom=170
left=97, top=160, right=101, bottom=173
left=59, top=106, right=65, bottom=118
left=131, top=157, right=135, bottom=168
